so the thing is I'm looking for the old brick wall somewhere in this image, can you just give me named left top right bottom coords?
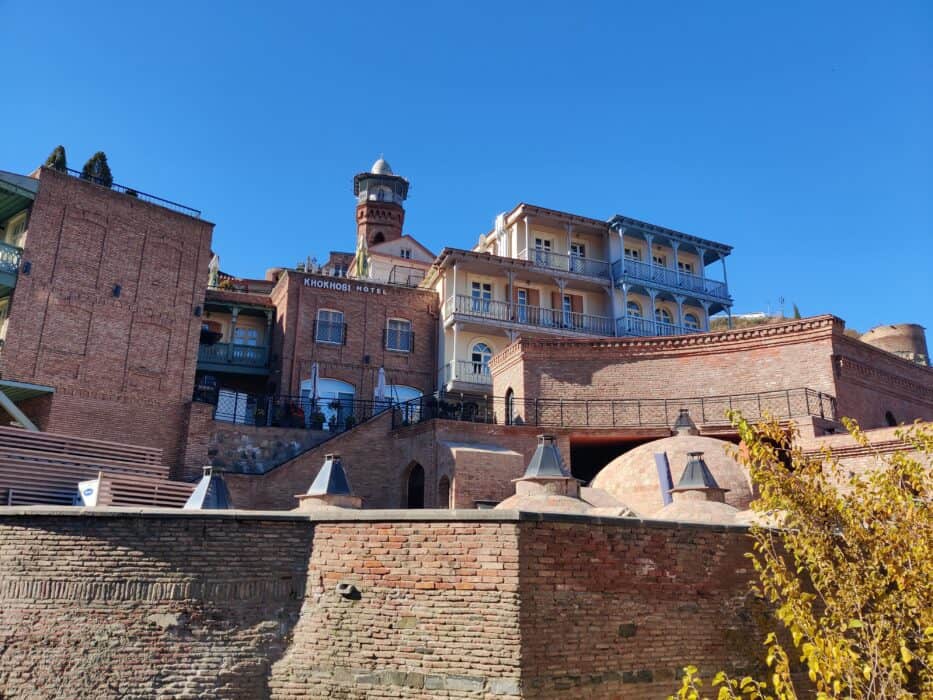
left=273, top=272, right=438, bottom=400
left=0, top=509, right=311, bottom=699
left=0, top=168, right=213, bottom=470
left=0, top=510, right=763, bottom=699
left=269, top=519, right=524, bottom=698
left=517, top=519, right=760, bottom=699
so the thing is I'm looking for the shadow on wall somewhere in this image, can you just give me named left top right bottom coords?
left=0, top=514, right=313, bottom=699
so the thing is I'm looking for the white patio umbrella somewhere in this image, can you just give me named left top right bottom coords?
left=374, top=367, right=387, bottom=403
left=308, top=362, right=320, bottom=412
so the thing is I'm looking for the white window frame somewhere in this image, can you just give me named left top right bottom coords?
left=315, top=308, right=345, bottom=345
left=516, top=288, right=528, bottom=323
left=684, top=313, right=700, bottom=329
left=385, top=318, right=413, bottom=352
left=471, top=342, right=493, bottom=377
left=233, top=326, right=260, bottom=347
left=627, top=300, right=642, bottom=318
left=399, top=248, right=412, bottom=260
left=471, top=281, right=492, bottom=313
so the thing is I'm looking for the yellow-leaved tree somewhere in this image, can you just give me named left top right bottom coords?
left=672, top=415, right=933, bottom=700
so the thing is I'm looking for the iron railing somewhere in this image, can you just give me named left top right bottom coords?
left=391, top=387, right=837, bottom=430
left=197, top=342, right=269, bottom=367
left=447, top=294, right=615, bottom=336
left=613, top=256, right=729, bottom=300
left=0, top=241, right=23, bottom=277
left=388, top=265, right=426, bottom=287
left=616, top=316, right=703, bottom=337
left=517, top=247, right=611, bottom=279
left=64, top=168, right=201, bottom=218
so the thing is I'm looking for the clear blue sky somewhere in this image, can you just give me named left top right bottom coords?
left=3, top=1, right=931, bottom=332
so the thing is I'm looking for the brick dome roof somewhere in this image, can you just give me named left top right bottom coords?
left=590, top=435, right=753, bottom=517
left=495, top=492, right=595, bottom=514
left=652, top=494, right=740, bottom=525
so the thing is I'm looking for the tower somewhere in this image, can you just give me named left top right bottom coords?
left=353, top=156, right=409, bottom=246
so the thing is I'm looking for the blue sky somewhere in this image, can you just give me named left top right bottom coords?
left=3, top=1, right=931, bottom=332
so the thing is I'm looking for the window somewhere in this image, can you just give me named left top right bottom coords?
left=471, top=342, right=493, bottom=377
left=372, top=232, right=385, bottom=244
left=562, top=294, right=573, bottom=326
left=385, top=318, right=413, bottom=352
left=233, top=327, right=260, bottom=346
left=677, top=261, right=694, bottom=274
left=656, top=307, right=673, bottom=324
left=652, top=253, right=667, bottom=267
left=471, top=281, right=492, bottom=313
left=627, top=300, right=642, bottom=317
left=570, top=242, right=586, bottom=274
left=516, top=288, right=528, bottom=323
left=684, top=313, right=700, bottom=330
left=315, top=309, right=345, bottom=344
left=399, top=248, right=412, bottom=259
left=534, top=238, right=552, bottom=266
left=624, top=247, right=641, bottom=260
left=332, top=264, right=348, bottom=277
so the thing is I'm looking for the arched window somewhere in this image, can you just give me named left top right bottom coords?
left=406, top=463, right=425, bottom=508
left=438, top=476, right=451, bottom=509
left=471, top=342, right=493, bottom=377
left=504, top=388, right=514, bottom=425
left=372, top=232, right=385, bottom=244
left=626, top=300, right=642, bottom=318
left=684, top=313, right=700, bottom=329
left=655, top=307, right=673, bottom=324
left=885, top=411, right=897, bottom=427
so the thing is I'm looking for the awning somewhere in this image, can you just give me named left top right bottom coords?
left=0, top=170, right=39, bottom=222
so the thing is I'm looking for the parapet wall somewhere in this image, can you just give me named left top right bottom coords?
left=0, top=508, right=761, bottom=699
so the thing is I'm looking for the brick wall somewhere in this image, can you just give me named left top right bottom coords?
left=0, top=509, right=311, bottom=699
left=492, top=316, right=933, bottom=430
left=0, top=168, right=213, bottom=470
left=0, top=509, right=763, bottom=699
left=272, top=271, right=438, bottom=399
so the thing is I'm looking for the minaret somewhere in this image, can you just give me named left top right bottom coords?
left=352, top=156, right=410, bottom=246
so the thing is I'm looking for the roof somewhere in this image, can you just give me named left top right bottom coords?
left=0, top=170, right=38, bottom=222
left=502, top=202, right=609, bottom=230
left=204, top=288, right=274, bottom=309
left=523, top=435, right=571, bottom=479
left=306, top=455, right=354, bottom=497
left=0, top=379, right=55, bottom=403
left=608, top=214, right=733, bottom=255
left=184, top=467, right=233, bottom=509
left=371, top=157, right=393, bottom=175
left=369, top=234, right=436, bottom=259
left=671, top=452, right=728, bottom=493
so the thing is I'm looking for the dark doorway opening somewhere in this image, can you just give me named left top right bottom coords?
left=406, top=462, right=425, bottom=508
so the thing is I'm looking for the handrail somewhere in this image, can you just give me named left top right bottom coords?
left=613, top=257, right=728, bottom=299
left=616, top=316, right=702, bottom=337
left=197, top=342, right=269, bottom=367
left=448, top=294, right=615, bottom=336
left=64, top=168, right=201, bottom=218
left=517, top=247, right=611, bottom=279
left=391, top=387, right=838, bottom=430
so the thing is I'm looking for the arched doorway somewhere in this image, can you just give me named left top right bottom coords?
left=300, top=377, right=355, bottom=431
left=406, top=462, right=425, bottom=509
left=504, top=388, right=514, bottom=426
left=438, top=475, right=451, bottom=509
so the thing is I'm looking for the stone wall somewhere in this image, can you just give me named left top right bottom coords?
left=0, top=509, right=762, bottom=699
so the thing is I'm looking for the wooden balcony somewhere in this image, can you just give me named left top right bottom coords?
left=613, top=257, right=729, bottom=301
left=0, top=241, right=22, bottom=293
left=197, top=342, right=270, bottom=375
left=445, top=294, right=615, bottom=337
left=517, top=247, right=611, bottom=280
left=616, top=316, right=704, bottom=338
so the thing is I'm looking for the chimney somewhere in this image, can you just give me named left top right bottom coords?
left=669, top=452, right=729, bottom=504
left=183, top=466, right=233, bottom=510
left=296, top=454, right=362, bottom=511
left=512, top=435, right=580, bottom=498
left=672, top=408, right=699, bottom=436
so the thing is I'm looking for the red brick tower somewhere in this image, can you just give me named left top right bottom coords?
left=352, top=157, right=410, bottom=246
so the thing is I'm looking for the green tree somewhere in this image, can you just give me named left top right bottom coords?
left=672, top=416, right=933, bottom=699
left=44, top=145, right=67, bottom=172
left=792, top=304, right=801, bottom=320
left=80, top=151, right=113, bottom=187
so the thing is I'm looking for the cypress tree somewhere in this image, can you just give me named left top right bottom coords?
left=44, top=145, right=67, bottom=172
left=792, top=303, right=801, bottom=319
left=81, top=152, right=113, bottom=187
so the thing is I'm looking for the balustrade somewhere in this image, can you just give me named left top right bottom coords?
left=449, top=295, right=614, bottom=336
left=197, top=342, right=269, bottom=368
left=612, top=257, right=729, bottom=299
left=517, top=247, right=611, bottom=279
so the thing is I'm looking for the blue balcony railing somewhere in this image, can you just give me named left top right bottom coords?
left=0, top=242, right=23, bottom=278
left=517, top=247, right=611, bottom=280
left=616, top=316, right=703, bottom=338
left=613, top=257, right=728, bottom=300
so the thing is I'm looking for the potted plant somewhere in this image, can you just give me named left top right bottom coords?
left=309, top=410, right=325, bottom=430
left=344, top=415, right=357, bottom=430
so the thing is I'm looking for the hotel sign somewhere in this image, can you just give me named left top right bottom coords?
left=303, top=277, right=386, bottom=295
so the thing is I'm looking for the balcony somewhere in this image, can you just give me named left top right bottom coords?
left=612, top=257, right=729, bottom=300
left=446, top=294, right=615, bottom=337
left=616, top=316, right=703, bottom=338
left=441, top=360, right=493, bottom=389
left=517, top=247, right=611, bottom=280
left=197, top=342, right=270, bottom=374
left=0, top=241, right=23, bottom=291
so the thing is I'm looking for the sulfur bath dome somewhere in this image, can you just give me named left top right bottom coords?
left=590, top=435, right=753, bottom=516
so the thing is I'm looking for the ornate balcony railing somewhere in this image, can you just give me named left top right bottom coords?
left=612, top=257, right=729, bottom=300
left=197, top=342, right=269, bottom=368
left=0, top=242, right=23, bottom=277
left=440, top=360, right=494, bottom=387
left=616, top=316, right=703, bottom=337
left=517, top=247, right=611, bottom=280
left=392, top=387, right=838, bottom=430
left=448, top=294, right=615, bottom=336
